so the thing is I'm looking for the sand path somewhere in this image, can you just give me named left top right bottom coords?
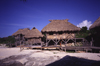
left=0, top=48, right=100, bottom=66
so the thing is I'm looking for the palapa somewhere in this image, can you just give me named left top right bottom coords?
left=12, top=28, right=30, bottom=36
left=24, top=27, right=43, bottom=38
left=89, top=17, right=100, bottom=47
left=89, top=17, right=100, bottom=29
left=41, top=19, right=80, bottom=32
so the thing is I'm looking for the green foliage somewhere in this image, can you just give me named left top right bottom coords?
left=75, top=26, right=90, bottom=38
left=41, top=33, right=46, bottom=42
left=44, top=33, right=46, bottom=37
left=0, top=36, right=15, bottom=44
left=7, top=36, right=16, bottom=43
left=80, top=27, right=87, bottom=33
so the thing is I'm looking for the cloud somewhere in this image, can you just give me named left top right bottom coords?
left=77, top=20, right=92, bottom=29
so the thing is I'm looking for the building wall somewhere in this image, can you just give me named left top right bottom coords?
left=26, top=38, right=41, bottom=44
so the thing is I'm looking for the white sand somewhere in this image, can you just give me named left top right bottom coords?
left=0, top=48, right=100, bottom=61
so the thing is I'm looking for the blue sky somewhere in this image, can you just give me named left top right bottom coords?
left=0, top=0, right=100, bottom=37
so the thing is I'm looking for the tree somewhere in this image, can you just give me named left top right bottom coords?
left=7, top=36, right=15, bottom=44
left=0, top=36, right=15, bottom=47
left=6, top=36, right=16, bottom=47
left=75, top=26, right=90, bottom=38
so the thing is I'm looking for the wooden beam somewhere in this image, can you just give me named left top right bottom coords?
left=83, top=38, right=84, bottom=45
left=46, top=37, right=47, bottom=46
left=52, top=39, right=56, bottom=43
left=46, top=39, right=51, bottom=47
left=70, top=39, right=75, bottom=42
left=60, top=40, right=62, bottom=48
left=55, top=39, right=58, bottom=46
left=20, top=41, right=22, bottom=51
left=91, top=37, right=93, bottom=46
left=75, top=38, right=76, bottom=46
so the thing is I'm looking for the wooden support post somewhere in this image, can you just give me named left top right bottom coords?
left=75, top=49, right=77, bottom=52
left=20, top=41, right=22, bottom=51
left=75, top=38, right=76, bottom=46
left=83, top=38, right=84, bottom=46
left=15, top=42, right=16, bottom=47
left=91, top=37, right=93, bottom=46
left=19, top=34, right=21, bottom=50
left=65, top=42, right=67, bottom=47
left=34, top=38, right=35, bottom=45
left=90, top=41, right=92, bottom=47
left=40, top=38, right=42, bottom=50
left=75, top=33, right=76, bottom=38
left=28, top=41, right=29, bottom=46
left=30, top=41, right=32, bottom=49
left=55, top=39, right=57, bottom=46
left=64, top=40, right=67, bottom=49
left=20, top=41, right=21, bottom=50
left=45, top=34, right=48, bottom=47
left=60, top=40, right=62, bottom=48
left=65, top=48, right=66, bottom=52
left=46, top=38, right=47, bottom=46
left=46, top=39, right=48, bottom=47
left=86, top=49, right=88, bottom=53
left=41, top=42, right=42, bottom=50
left=55, top=34, right=57, bottom=47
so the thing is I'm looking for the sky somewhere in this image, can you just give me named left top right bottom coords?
left=0, top=0, right=100, bottom=38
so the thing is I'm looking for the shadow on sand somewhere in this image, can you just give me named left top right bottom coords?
left=0, top=55, right=100, bottom=66
left=46, top=55, right=100, bottom=66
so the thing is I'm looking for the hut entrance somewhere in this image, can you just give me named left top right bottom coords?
left=46, top=39, right=60, bottom=47
left=48, top=40, right=55, bottom=46
left=61, top=39, right=76, bottom=47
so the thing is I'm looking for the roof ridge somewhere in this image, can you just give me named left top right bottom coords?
left=49, top=19, right=69, bottom=22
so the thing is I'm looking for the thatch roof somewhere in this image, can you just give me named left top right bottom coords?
left=41, top=19, right=80, bottom=32
left=89, top=17, right=100, bottom=29
left=24, top=27, right=43, bottom=38
left=12, top=28, right=30, bottom=36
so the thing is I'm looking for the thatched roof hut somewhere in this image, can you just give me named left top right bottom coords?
left=41, top=19, right=80, bottom=40
left=12, top=28, right=30, bottom=36
left=41, top=19, right=80, bottom=32
left=24, top=27, right=43, bottom=38
left=24, top=27, right=43, bottom=44
left=89, top=17, right=100, bottom=47
left=89, top=17, right=100, bottom=30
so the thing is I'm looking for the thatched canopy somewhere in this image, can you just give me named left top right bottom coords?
left=41, top=19, right=80, bottom=32
left=25, top=27, right=43, bottom=38
left=12, top=28, right=30, bottom=36
left=89, top=17, right=100, bottom=29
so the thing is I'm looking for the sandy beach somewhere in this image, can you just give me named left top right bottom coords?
left=0, top=47, right=100, bottom=66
